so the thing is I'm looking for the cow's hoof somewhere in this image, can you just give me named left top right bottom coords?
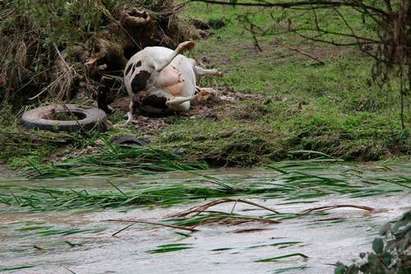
left=216, top=71, right=224, bottom=77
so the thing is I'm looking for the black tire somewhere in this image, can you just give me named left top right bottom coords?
left=21, top=104, right=107, bottom=132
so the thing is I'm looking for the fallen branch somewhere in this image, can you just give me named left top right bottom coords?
left=299, top=204, right=375, bottom=215
left=112, top=223, right=135, bottom=237
left=173, top=198, right=280, bottom=218
left=105, top=219, right=199, bottom=233
left=188, top=212, right=281, bottom=227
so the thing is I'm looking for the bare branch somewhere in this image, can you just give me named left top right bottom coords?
left=188, top=0, right=389, bottom=16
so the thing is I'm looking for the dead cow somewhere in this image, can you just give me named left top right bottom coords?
left=123, top=41, right=221, bottom=123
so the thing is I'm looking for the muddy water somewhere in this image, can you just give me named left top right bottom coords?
left=0, top=162, right=410, bottom=274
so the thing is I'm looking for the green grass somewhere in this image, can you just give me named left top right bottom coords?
left=148, top=243, right=193, bottom=254
left=1, top=162, right=409, bottom=212
left=155, top=1, right=410, bottom=164
left=22, top=141, right=208, bottom=179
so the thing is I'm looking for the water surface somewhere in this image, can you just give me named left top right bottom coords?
left=0, top=162, right=410, bottom=273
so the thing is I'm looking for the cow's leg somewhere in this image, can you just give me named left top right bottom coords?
left=125, top=99, right=134, bottom=125
left=166, top=87, right=218, bottom=109
left=194, top=66, right=223, bottom=77
left=192, top=87, right=219, bottom=105
left=155, top=41, right=195, bottom=72
left=166, top=96, right=195, bottom=107
left=195, top=87, right=218, bottom=96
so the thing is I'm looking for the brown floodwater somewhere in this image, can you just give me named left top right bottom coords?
left=0, top=162, right=410, bottom=274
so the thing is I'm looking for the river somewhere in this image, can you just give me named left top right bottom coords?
left=0, top=161, right=410, bottom=273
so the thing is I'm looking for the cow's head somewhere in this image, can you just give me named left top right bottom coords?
left=125, top=59, right=155, bottom=95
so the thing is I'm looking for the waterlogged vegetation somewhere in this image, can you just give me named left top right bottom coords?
left=1, top=161, right=409, bottom=212
left=14, top=222, right=104, bottom=237
left=148, top=243, right=194, bottom=254
left=0, top=163, right=410, bottom=273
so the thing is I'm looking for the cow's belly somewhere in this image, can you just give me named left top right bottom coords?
left=165, top=82, right=185, bottom=96
left=169, top=57, right=196, bottom=97
left=157, top=58, right=196, bottom=98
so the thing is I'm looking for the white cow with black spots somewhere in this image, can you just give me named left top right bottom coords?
left=123, top=41, right=221, bottom=124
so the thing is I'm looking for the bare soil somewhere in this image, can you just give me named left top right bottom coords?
left=111, top=88, right=266, bottom=133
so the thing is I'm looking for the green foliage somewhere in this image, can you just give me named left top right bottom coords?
left=4, top=0, right=104, bottom=45
left=3, top=0, right=172, bottom=45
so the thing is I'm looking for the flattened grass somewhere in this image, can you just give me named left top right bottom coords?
left=148, top=243, right=193, bottom=254
left=1, top=161, right=409, bottom=212
left=23, top=143, right=208, bottom=179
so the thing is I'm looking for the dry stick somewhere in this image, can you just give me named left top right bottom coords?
left=28, top=44, right=76, bottom=100
left=53, top=43, right=71, bottom=72
left=53, top=43, right=78, bottom=100
left=112, top=223, right=135, bottom=237
left=28, top=72, right=67, bottom=100
left=63, top=267, right=77, bottom=274
left=105, top=219, right=198, bottom=232
left=316, top=217, right=344, bottom=222
left=190, top=214, right=280, bottom=228
left=299, top=204, right=375, bottom=215
left=173, top=198, right=279, bottom=218
left=15, top=69, right=49, bottom=93
left=230, top=200, right=238, bottom=214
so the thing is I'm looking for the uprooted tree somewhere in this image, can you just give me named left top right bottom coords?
left=191, top=0, right=410, bottom=129
left=0, top=0, right=198, bottom=112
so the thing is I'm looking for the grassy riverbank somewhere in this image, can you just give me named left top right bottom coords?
left=156, top=3, right=410, bottom=164
left=0, top=1, right=410, bottom=174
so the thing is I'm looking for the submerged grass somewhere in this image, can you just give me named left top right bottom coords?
left=247, top=241, right=304, bottom=250
left=255, top=253, right=309, bottom=262
left=16, top=223, right=104, bottom=237
left=0, top=265, right=35, bottom=272
left=170, top=211, right=278, bottom=227
left=148, top=243, right=193, bottom=254
left=1, top=162, right=409, bottom=212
